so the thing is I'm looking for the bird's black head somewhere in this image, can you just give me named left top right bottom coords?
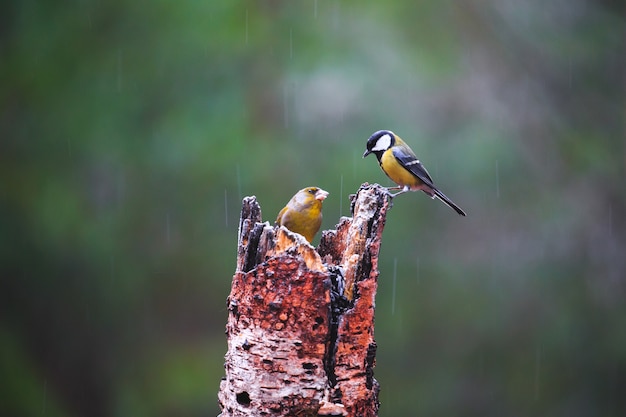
left=363, top=130, right=395, bottom=159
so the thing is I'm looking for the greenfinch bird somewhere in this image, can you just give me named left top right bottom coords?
left=275, top=187, right=329, bottom=242
left=363, top=129, right=466, bottom=216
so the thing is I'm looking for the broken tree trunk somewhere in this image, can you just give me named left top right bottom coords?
left=218, top=183, right=389, bottom=417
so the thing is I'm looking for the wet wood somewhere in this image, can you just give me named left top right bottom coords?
left=219, top=184, right=389, bottom=417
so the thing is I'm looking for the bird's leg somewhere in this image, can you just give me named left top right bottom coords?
left=383, top=186, right=408, bottom=208
left=385, top=185, right=410, bottom=198
left=383, top=185, right=401, bottom=197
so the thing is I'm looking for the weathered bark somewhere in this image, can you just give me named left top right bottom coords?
left=219, top=183, right=389, bottom=417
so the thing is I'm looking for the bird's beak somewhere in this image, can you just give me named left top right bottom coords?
left=315, top=189, right=329, bottom=201
left=363, top=149, right=371, bottom=158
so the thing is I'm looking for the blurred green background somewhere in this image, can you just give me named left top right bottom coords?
left=2, top=1, right=625, bottom=416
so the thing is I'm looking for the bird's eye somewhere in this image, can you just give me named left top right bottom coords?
left=308, top=189, right=315, bottom=194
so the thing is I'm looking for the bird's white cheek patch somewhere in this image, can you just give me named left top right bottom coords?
left=372, top=134, right=392, bottom=151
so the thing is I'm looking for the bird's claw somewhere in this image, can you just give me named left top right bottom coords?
left=381, top=186, right=408, bottom=208
left=384, top=186, right=409, bottom=198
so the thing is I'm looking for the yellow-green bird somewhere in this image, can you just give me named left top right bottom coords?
left=363, top=129, right=466, bottom=216
left=275, top=187, right=329, bottom=243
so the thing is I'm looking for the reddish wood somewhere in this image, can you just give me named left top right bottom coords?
left=219, top=184, right=389, bottom=417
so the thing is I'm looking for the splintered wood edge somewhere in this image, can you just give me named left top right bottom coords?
left=270, top=227, right=327, bottom=273
left=341, top=184, right=388, bottom=300
left=236, top=196, right=264, bottom=272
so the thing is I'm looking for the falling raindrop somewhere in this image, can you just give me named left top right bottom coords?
left=314, top=0, right=318, bottom=18
left=67, top=137, right=72, bottom=156
left=289, top=28, right=293, bottom=59
left=165, top=212, right=171, bottom=244
left=83, top=289, right=91, bottom=323
left=245, top=9, right=249, bottom=44
left=495, top=159, right=500, bottom=199
left=339, top=174, right=343, bottom=217
left=41, top=379, right=47, bottom=416
left=534, top=343, right=542, bottom=400
left=415, top=257, right=420, bottom=284
left=568, top=55, right=572, bottom=89
left=332, top=1, right=341, bottom=30
left=116, top=170, right=126, bottom=210
left=391, top=258, right=398, bottom=315
left=117, top=50, right=122, bottom=92
left=609, top=206, right=613, bottom=238
left=283, top=82, right=290, bottom=129
left=224, top=189, right=229, bottom=227
left=109, top=254, right=116, bottom=285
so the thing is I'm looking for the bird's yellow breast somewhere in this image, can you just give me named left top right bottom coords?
left=380, top=149, right=422, bottom=188
left=277, top=201, right=322, bottom=243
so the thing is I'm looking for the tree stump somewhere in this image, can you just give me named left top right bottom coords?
left=218, top=183, right=389, bottom=417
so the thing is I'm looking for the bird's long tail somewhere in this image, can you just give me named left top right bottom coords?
left=430, top=187, right=467, bottom=216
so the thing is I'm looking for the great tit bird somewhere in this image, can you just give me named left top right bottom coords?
left=275, top=187, right=329, bottom=243
left=363, top=129, right=466, bottom=216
